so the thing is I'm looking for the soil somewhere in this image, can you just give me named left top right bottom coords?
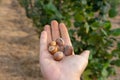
left=0, top=0, right=119, bottom=80
left=0, top=0, right=43, bottom=80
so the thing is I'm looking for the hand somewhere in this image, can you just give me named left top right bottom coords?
left=39, top=20, right=90, bottom=80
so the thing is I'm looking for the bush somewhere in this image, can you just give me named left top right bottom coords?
left=19, top=0, right=120, bottom=80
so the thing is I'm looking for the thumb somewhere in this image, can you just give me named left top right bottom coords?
left=78, top=50, right=90, bottom=76
left=40, top=31, right=48, bottom=59
left=40, top=31, right=51, bottom=59
left=80, top=50, right=90, bottom=60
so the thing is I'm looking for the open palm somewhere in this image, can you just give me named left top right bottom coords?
left=40, top=20, right=90, bottom=80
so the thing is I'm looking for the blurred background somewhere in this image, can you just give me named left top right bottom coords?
left=0, top=0, right=120, bottom=80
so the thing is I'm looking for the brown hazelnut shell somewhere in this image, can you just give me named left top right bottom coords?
left=53, top=51, right=64, bottom=61
left=64, top=45, right=73, bottom=56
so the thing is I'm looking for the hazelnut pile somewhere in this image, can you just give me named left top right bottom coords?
left=48, top=38, right=73, bottom=61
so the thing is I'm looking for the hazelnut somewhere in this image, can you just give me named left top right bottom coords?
left=64, top=45, right=73, bottom=56
left=48, top=45, right=58, bottom=55
left=59, top=46, right=65, bottom=52
left=54, top=51, right=64, bottom=61
left=49, top=41, right=56, bottom=46
left=56, top=38, right=64, bottom=46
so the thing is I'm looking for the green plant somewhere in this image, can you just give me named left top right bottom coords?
left=19, top=0, right=120, bottom=80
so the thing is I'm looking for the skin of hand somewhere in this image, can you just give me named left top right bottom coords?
left=40, top=20, right=90, bottom=80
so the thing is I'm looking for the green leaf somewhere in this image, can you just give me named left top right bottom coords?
left=81, top=0, right=87, bottom=5
left=101, top=29, right=108, bottom=36
left=101, top=68, right=108, bottom=77
left=44, top=2, right=62, bottom=18
left=91, top=21, right=101, bottom=30
left=87, top=34, right=101, bottom=45
left=110, top=28, right=120, bottom=36
left=74, top=21, right=83, bottom=27
left=107, top=67, right=116, bottom=76
left=111, top=59, right=120, bottom=67
left=103, top=21, right=111, bottom=30
left=100, top=5, right=110, bottom=14
left=84, top=22, right=89, bottom=33
left=117, top=42, right=120, bottom=49
left=109, top=8, right=118, bottom=18
left=112, top=49, right=120, bottom=57
left=75, top=14, right=85, bottom=22
left=83, top=69, right=92, bottom=80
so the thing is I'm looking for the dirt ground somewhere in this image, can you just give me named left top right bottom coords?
left=0, top=0, right=119, bottom=80
left=0, top=0, right=43, bottom=80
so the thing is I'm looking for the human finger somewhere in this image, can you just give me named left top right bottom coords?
left=80, top=50, right=90, bottom=61
left=44, top=25, right=52, bottom=44
left=40, top=31, right=52, bottom=60
left=51, top=20, right=60, bottom=41
left=59, top=23, right=72, bottom=46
